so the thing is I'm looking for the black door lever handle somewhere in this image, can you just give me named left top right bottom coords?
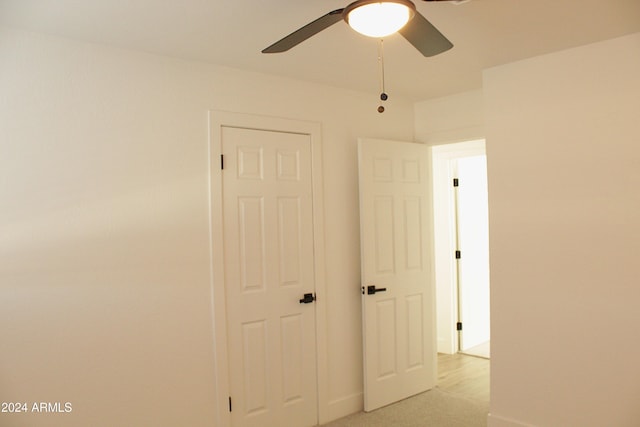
left=299, top=293, right=316, bottom=304
left=367, top=285, right=387, bottom=295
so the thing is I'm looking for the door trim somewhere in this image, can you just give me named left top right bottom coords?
left=208, top=111, right=328, bottom=427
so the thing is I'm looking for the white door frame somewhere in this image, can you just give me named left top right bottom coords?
left=208, top=111, right=328, bottom=427
left=431, top=139, right=486, bottom=355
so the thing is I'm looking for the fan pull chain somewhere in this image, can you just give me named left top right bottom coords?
left=377, top=39, right=388, bottom=113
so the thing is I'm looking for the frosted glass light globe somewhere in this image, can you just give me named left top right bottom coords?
left=347, top=2, right=413, bottom=38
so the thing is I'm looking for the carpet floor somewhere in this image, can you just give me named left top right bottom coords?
left=320, top=387, right=488, bottom=427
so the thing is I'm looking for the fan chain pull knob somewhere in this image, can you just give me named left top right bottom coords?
left=377, top=105, right=385, bottom=113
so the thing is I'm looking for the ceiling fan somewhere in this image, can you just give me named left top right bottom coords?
left=262, top=0, right=459, bottom=57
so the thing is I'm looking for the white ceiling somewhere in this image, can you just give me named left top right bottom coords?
left=1, top=0, right=639, bottom=101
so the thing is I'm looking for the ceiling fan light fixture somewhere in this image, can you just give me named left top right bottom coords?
left=345, top=0, right=416, bottom=38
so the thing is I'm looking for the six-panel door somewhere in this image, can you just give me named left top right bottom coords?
left=358, top=138, right=436, bottom=412
left=222, top=126, right=317, bottom=427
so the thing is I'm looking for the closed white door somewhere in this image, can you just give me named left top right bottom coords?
left=358, top=138, right=436, bottom=412
left=222, top=126, right=317, bottom=427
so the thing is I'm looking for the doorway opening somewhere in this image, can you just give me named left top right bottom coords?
left=431, top=140, right=490, bottom=358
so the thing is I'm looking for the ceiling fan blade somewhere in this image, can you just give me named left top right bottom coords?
left=262, top=9, right=345, bottom=53
left=398, top=11, right=453, bottom=57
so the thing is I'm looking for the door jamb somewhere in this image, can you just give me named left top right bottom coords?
left=208, top=111, right=328, bottom=427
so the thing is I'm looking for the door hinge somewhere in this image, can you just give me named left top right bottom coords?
left=221, top=154, right=225, bottom=170
left=453, top=178, right=459, bottom=187
left=457, top=322, right=463, bottom=331
left=455, top=250, right=461, bottom=259
left=229, top=396, right=232, bottom=412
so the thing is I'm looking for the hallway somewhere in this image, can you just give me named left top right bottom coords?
left=321, top=353, right=489, bottom=426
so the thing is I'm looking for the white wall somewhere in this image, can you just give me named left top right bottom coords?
left=0, top=27, right=415, bottom=426
left=414, top=89, right=484, bottom=144
left=485, top=33, right=640, bottom=427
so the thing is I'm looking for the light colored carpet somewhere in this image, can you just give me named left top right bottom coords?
left=320, top=387, right=488, bottom=427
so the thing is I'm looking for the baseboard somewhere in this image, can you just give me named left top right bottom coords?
left=488, top=413, right=536, bottom=427
left=322, top=392, right=363, bottom=424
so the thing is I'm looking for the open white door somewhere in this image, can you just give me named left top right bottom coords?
left=455, top=155, right=491, bottom=353
left=358, top=138, right=436, bottom=412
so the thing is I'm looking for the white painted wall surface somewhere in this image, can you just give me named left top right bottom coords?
left=484, top=33, right=640, bottom=427
left=414, top=89, right=484, bottom=144
left=0, top=27, right=415, bottom=426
